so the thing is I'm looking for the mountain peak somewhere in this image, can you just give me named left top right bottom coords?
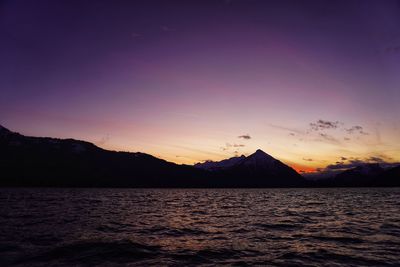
left=255, top=149, right=267, bottom=154
left=249, top=149, right=274, bottom=159
left=194, top=155, right=246, bottom=171
left=243, top=149, right=278, bottom=168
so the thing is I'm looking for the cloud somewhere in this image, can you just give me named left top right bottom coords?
left=367, top=156, right=385, bottom=163
left=221, top=143, right=245, bottom=151
left=321, top=156, right=399, bottom=172
left=269, top=124, right=304, bottom=134
left=345, top=126, right=368, bottom=135
left=233, top=144, right=245, bottom=147
left=309, top=120, right=340, bottom=131
left=318, top=133, right=339, bottom=144
left=238, top=134, right=251, bottom=140
left=325, top=161, right=362, bottom=170
left=303, top=158, right=313, bottom=162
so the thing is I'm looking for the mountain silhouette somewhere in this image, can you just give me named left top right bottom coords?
left=332, top=164, right=384, bottom=186
left=0, top=124, right=398, bottom=187
left=312, top=163, right=400, bottom=187
left=195, top=149, right=306, bottom=187
left=0, top=124, right=206, bottom=187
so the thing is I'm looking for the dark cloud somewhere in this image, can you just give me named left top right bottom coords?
left=367, top=156, right=386, bottom=163
left=345, top=125, right=368, bottom=135
left=221, top=143, right=245, bottom=151
left=322, top=156, right=399, bottom=172
left=238, top=134, right=251, bottom=140
left=319, top=133, right=339, bottom=143
left=323, top=157, right=369, bottom=170
left=325, top=161, right=361, bottom=170
left=233, top=144, right=245, bottom=147
left=310, top=120, right=340, bottom=131
left=303, top=158, right=313, bottom=162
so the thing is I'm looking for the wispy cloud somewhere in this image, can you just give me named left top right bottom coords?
left=269, top=124, right=304, bottom=134
left=238, top=134, right=251, bottom=140
left=309, top=120, right=340, bottom=131
left=221, top=142, right=245, bottom=151
left=233, top=143, right=245, bottom=147
left=321, top=156, right=399, bottom=172
left=345, top=125, right=368, bottom=135
left=318, top=133, right=339, bottom=143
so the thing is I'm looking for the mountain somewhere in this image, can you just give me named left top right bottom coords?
left=0, top=124, right=308, bottom=188
left=195, top=149, right=307, bottom=187
left=0, top=125, right=206, bottom=187
left=313, top=163, right=400, bottom=187
left=1, top=124, right=397, bottom=187
left=331, top=164, right=384, bottom=186
left=194, top=155, right=246, bottom=171
left=378, top=166, right=400, bottom=186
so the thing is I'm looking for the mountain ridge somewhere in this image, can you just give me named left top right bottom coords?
left=0, top=124, right=398, bottom=187
left=0, top=124, right=306, bottom=187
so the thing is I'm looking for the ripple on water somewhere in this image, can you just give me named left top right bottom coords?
left=0, top=188, right=399, bottom=266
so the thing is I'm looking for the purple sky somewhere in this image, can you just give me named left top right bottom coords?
left=1, top=0, right=399, bottom=171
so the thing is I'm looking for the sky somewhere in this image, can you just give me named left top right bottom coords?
left=1, top=0, right=400, bottom=173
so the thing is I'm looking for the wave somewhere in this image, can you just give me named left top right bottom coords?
left=16, top=239, right=161, bottom=265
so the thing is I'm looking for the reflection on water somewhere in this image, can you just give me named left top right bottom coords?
left=0, top=188, right=399, bottom=266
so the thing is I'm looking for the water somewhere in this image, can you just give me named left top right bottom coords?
left=0, top=188, right=399, bottom=266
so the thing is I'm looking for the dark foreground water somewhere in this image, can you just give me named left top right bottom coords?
left=0, top=188, right=399, bottom=266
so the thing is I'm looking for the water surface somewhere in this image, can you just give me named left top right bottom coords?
left=0, top=188, right=399, bottom=266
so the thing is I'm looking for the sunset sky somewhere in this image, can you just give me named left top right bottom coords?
left=1, top=0, right=400, bottom=173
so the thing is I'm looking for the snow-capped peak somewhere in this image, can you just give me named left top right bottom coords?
left=194, top=155, right=246, bottom=171
left=194, top=149, right=280, bottom=171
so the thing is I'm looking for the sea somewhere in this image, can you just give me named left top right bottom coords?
left=0, top=188, right=399, bottom=266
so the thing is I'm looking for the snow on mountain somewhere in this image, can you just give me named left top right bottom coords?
left=194, top=155, right=246, bottom=171
left=195, top=149, right=282, bottom=171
